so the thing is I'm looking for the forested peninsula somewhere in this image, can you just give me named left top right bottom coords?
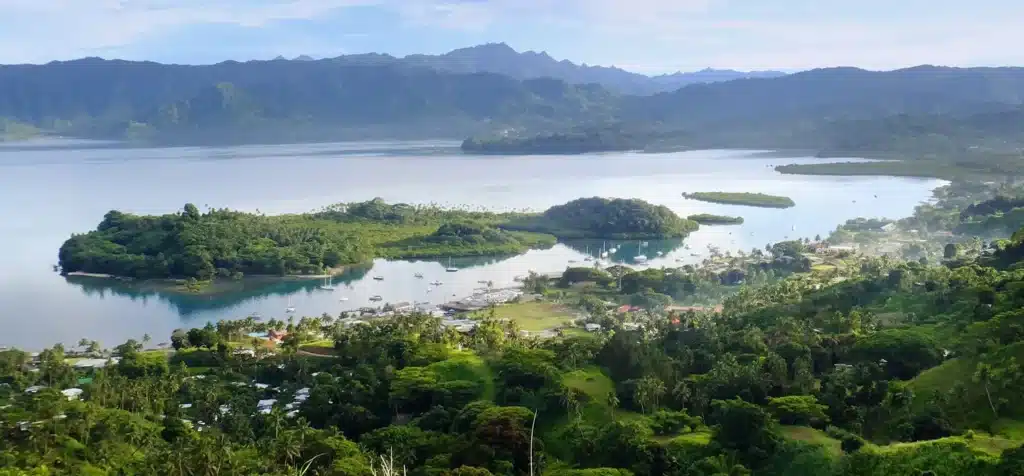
left=461, top=127, right=646, bottom=155
left=58, top=197, right=696, bottom=281
left=688, top=214, right=745, bottom=225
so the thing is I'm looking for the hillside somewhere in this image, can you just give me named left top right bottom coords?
left=624, top=65, right=1024, bottom=130
left=0, top=58, right=618, bottom=144
left=4, top=57, right=1024, bottom=146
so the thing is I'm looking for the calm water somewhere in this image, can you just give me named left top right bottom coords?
left=0, top=140, right=944, bottom=349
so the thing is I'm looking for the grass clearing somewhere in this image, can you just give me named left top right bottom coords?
left=780, top=426, right=842, bottom=456
left=428, top=351, right=495, bottom=401
left=909, top=342, right=1024, bottom=427
left=482, top=301, right=576, bottom=332
left=874, top=434, right=1018, bottom=456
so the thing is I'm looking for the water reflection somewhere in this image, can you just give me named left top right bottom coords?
left=59, top=239, right=693, bottom=320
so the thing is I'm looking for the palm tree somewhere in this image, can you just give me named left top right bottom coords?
left=370, top=448, right=407, bottom=476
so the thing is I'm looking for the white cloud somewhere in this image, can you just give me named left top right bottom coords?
left=0, top=0, right=380, bottom=62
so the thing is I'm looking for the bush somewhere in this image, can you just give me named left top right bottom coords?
left=826, top=426, right=866, bottom=453
left=648, top=410, right=702, bottom=436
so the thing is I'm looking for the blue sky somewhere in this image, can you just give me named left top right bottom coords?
left=2, top=0, right=1021, bottom=73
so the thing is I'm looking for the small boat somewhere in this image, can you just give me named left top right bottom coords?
left=445, top=257, right=458, bottom=273
left=369, top=295, right=383, bottom=302
left=691, top=253, right=700, bottom=257
left=656, top=251, right=664, bottom=256
left=373, top=276, right=384, bottom=281
left=249, top=312, right=263, bottom=320
left=477, top=280, right=489, bottom=284
left=584, top=257, right=593, bottom=262
left=339, top=297, right=349, bottom=302
left=634, top=255, right=648, bottom=263
left=568, top=259, right=578, bottom=263
left=430, top=281, right=443, bottom=286
left=414, top=273, right=424, bottom=278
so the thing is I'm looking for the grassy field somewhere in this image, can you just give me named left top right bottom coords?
left=780, top=426, right=843, bottom=456
left=428, top=351, right=495, bottom=401
left=483, top=301, right=577, bottom=332
left=908, top=341, right=1024, bottom=427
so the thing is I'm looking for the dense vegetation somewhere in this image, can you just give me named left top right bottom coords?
left=682, top=192, right=796, bottom=209
left=57, top=200, right=554, bottom=281
left=687, top=214, right=744, bottom=225
left=13, top=206, right=1024, bottom=473
left=503, top=198, right=699, bottom=239
left=462, top=126, right=645, bottom=155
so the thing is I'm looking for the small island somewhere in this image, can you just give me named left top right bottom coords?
left=461, top=126, right=646, bottom=155
left=57, top=196, right=694, bottom=286
left=682, top=192, right=796, bottom=209
left=58, top=199, right=556, bottom=284
left=687, top=214, right=745, bottom=225
left=503, top=197, right=699, bottom=239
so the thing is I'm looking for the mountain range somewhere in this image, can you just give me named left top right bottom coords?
left=274, top=43, right=787, bottom=95
left=1, top=43, right=1024, bottom=147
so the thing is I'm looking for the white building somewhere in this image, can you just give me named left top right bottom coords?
left=60, top=388, right=84, bottom=401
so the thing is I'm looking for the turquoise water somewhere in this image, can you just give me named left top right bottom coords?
left=0, top=141, right=943, bottom=349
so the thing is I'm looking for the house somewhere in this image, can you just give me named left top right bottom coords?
left=24, top=385, right=46, bottom=394
left=60, top=388, right=84, bottom=401
left=256, top=399, right=277, bottom=413
left=881, top=223, right=897, bottom=232
left=73, top=358, right=119, bottom=369
left=233, top=349, right=255, bottom=358
left=616, top=305, right=637, bottom=314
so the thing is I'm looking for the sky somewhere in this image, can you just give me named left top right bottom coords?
left=1, top=0, right=1022, bottom=74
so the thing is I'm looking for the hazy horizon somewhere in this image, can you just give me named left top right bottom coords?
left=2, top=1, right=1021, bottom=74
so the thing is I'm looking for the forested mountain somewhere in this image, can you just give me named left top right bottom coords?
left=0, top=58, right=618, bottom=143
left=396, top=43, right=787, bottom=95
left=3, top=56, right=1024, bottom=146
left=625, top=65, right=1024, bottom=127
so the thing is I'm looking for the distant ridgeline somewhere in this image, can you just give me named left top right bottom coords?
left=3, top=57, right=1024, bottom=150
left=58, top=197, right=695, bottom=280
left=461, top=126, right=648, bottom=155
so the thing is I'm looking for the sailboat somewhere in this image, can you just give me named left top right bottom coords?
left=319, top=275, right=335, bottom=291
left=633, top=240, right=648, bottom=263
left=445, top=257, right=458, bottom=273
left=285, top=297, right=296, bottom=313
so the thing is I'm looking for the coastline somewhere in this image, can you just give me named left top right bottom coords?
left=63, top=265, right=355, bottom=296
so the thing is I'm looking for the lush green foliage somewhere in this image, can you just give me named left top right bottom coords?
left=504, top=197, right=699, bottom=239
left=687, top=214, right=745, bottom=225
left=682, top=192, right=796, bottom=209
left=58, top=200, right=554, bottom=280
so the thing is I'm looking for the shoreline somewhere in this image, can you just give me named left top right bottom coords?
left=63, top=265, right=355, bottom=296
